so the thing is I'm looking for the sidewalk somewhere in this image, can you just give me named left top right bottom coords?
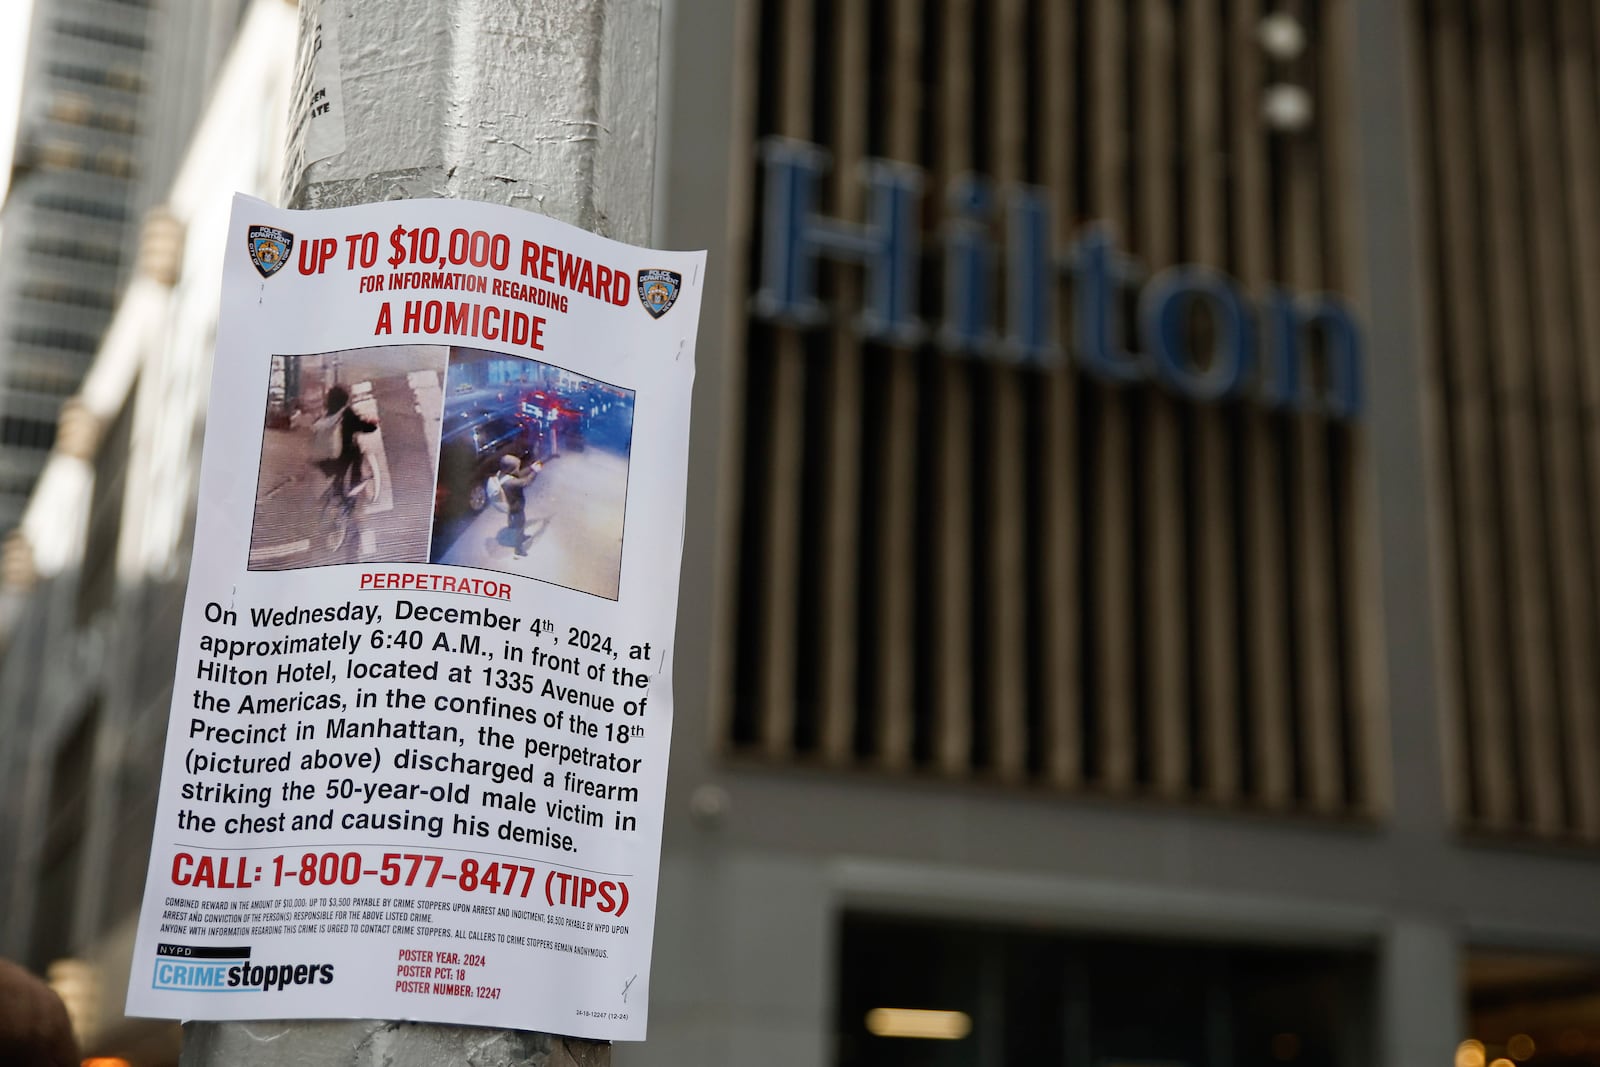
left=432, top=446, right=628, bottom=598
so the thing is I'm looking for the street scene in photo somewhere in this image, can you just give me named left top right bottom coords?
left=247, top=344, right=446, bottom=570
left=429, top=346, right=636, bottom=599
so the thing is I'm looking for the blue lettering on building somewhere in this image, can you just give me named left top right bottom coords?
left=753, top=135, right=1363, bottom=420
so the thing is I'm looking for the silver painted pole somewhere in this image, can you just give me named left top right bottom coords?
left=181, top=0, right=660, bottom=1061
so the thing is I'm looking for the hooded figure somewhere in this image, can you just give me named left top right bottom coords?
left=498, top=453, right=537, bottom=556
left=318, top=385, right=378, bottom=494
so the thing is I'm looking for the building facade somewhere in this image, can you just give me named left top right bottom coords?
left=3, top=0, right=1600, bottom=1064
left=0, top=0, right=250, bottom=532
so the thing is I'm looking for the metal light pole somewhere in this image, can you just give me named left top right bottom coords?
left=179, top=0, right=660, bottom=1062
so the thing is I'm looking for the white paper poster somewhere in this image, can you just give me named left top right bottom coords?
left=285, top=1, right=346, bottom=171
left=126, top=194, right=704, bottom=1041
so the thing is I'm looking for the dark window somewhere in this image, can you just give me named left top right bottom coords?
left=1467, top=949, right=1600, bottom=1067
left=0, top=416, right=58, bottom=451
left=11, top=326, right=102, bottom=353
left=47, top=61, right=145, bottom=93
left=25, top=236, right=123, bottom=268
left=53, top=20, right=149, bottom=52
left=33, top=191, right=129, bottom=222
left=21, top=282, right=116, bottom=312
left=838, top=914, right=1373, bottom=1067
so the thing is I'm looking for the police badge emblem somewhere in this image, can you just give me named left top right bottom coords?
left=247, top=224, right=293, bottom=279
left=636, top=268, right=682, bottom=319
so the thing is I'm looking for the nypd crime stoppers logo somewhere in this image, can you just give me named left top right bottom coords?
left=247, top=224, right=293, bottom=279
left=153, top=942, right=336, bottom=992
left=153, top=943, right=252, bottom=992
left=637, top=268, right=682, bottom=319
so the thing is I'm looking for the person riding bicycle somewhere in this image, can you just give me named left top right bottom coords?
left=315, top=385, right=378, bottom=496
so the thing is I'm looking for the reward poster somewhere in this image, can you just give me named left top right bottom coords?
left=126, top=196, right=704, bottom=1040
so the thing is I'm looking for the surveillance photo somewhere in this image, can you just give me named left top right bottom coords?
left=429, top=347, right=636, bottom=600
left=247, top=345, right=448, bottom=570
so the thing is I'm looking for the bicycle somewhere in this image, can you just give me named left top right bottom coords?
left=316, top=445, right=381, bottom=553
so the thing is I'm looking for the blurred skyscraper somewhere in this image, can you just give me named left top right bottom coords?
left=0, top=0, right=251, bottom=532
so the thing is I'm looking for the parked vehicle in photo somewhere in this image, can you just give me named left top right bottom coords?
left=434, top=410, right=534, bottom=519
left=516, top=389, right=586, bottom=453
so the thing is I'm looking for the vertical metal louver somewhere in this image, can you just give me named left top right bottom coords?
left=1413, top=0, right=1600, bottom=842
left=721, top=0, right=1383, bottom=816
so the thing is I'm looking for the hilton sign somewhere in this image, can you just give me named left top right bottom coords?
left=753, top=137, right=1362, bottom=420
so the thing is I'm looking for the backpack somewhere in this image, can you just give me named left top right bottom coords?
left=486, top=473, right=509, bottom=512
left=311, top=409, right=344, bottom=461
